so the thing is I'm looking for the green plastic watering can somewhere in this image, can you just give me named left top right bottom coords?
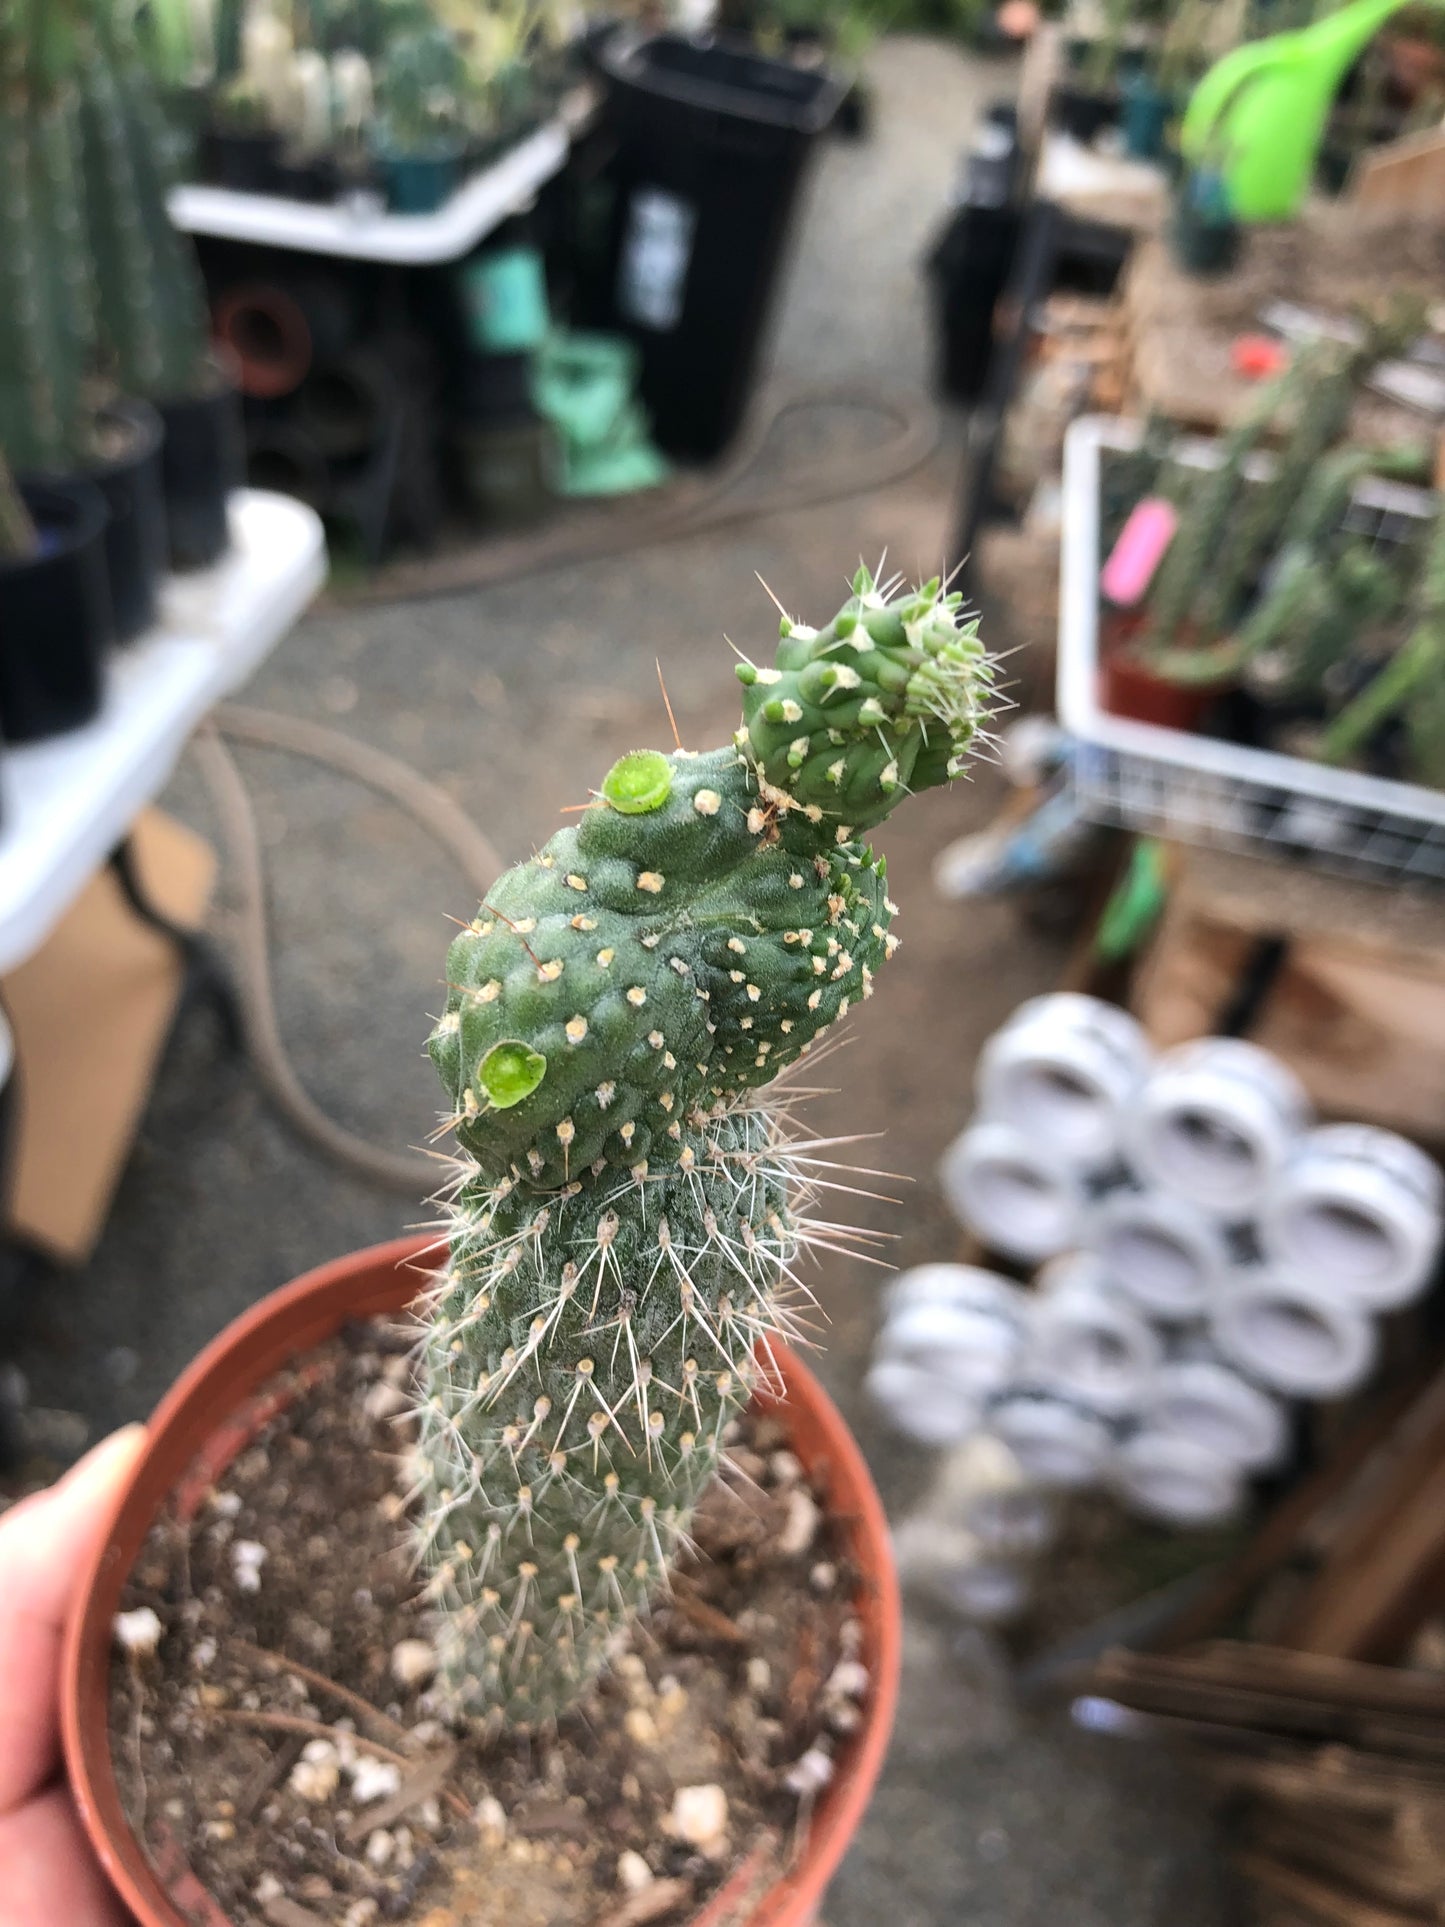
left=1180, top=0, right=1439, bottom=222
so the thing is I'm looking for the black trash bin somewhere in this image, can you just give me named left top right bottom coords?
left=598, top=32, right=844, bottom=462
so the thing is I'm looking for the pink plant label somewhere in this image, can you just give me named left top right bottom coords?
left=1101, top=497, right=1178, bottom=608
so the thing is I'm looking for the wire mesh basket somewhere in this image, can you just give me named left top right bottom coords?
left=1057, top=415, right=1445, bottom=886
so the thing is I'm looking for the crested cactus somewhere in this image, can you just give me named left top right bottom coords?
left=420, top=567, right=992, bottom=1723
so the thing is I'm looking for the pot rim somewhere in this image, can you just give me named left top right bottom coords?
left=62, top=1235, right=900, bottom=1927
left=0, top=477, right=110, bottom=578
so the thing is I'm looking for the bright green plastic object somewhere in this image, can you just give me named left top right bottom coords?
left=1181, top=0, right=1437, bottom=223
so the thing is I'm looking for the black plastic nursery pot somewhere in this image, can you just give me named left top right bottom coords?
left=0, top=481, right=112, bottom=744
left=157, top=367, right=245, bottom=571
left=599, top=31, right=845, bottom=462
left=205, top=126, right=282, bottom=193
left=84, top=400, right=168, bottom=644
left=1051, top=81, right=1120, bottom=145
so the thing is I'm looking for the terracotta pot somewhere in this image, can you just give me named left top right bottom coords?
left=63, top=1236, right=901, bottom=1927
left=211, top=283, right=317, bottom=400
left=1101, top=611, right=1215, bottom=732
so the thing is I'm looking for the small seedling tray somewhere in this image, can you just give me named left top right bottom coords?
left=1058, top=414, right=1445, bottom=886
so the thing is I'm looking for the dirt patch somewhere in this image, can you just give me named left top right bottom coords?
left=109, top=1322, right=866, bottom=1927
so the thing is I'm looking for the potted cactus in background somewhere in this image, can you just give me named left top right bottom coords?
left=65, top=564, right=993, bottom=1925
left=0, top=0, right=241, bottom=585
left=372, top=19, right=470, bottom=209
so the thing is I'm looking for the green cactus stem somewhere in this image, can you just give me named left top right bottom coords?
left=1321, top=503, right=1445, bottom=770
left=1145, top=445, right=1407, bottom=691
left=0, top=80, right=98, bottom=472
left=420, top=568, right=992, bottom=1724
left=1139, top=360, right=1299, bottom=655
left=79, top=11, right=211, bottom=401
left=1190, top=332, right=1395, bottom=642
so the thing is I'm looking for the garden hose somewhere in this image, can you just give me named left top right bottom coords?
left=348, top=380, right=941, bottom=605
left=191, top=380, right=941, bottom=1191
left=192, top=712, right=504, bottom=1194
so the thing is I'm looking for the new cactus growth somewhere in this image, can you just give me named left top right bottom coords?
left=421, top=568, right=992, bottom=1723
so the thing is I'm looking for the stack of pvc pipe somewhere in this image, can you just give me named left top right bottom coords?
left=870, top=997, right=1445, bottom=1594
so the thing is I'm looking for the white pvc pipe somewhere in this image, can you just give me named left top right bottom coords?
left=864, top=1357, right=980, bottom=1447
left=1112, top=1431, right=1245, bottom=1528
left=1138, top=1354, right=1289, bottom=1473
left=1029, top=1251, right=1162, bottom=1417
left=924, top=1432, right=1058, bottom=1558
left=1210, top=1269, right=1377, bottom=1400
left=892, top=1517, right=1033, bottom=1623
left=1261, top=1124, right=1445, bottom=1312
left=879, top=1266, right=1032, bottom=1400
left=1125, top=1037, right=1311, bottom=1218
left=940, top=1120, right=1086, bottom=1263
left=976, top=993, right=1152, bottom=1171
left=1084, top=1186, right=1232, bottom=1321
left=989, top=1388, right=1115, bottom=1490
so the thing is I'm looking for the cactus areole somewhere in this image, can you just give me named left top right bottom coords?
left=422, top=567, right=991, bottom=1723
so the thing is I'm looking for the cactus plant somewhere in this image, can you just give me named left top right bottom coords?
left=1322, top=502, right=1445, bottom=775
left=1145, top=444, right=1416, bottom=690
left=419, top=566, right=993, bottom=1723
left=0, top=0, right=213, bottom=472
left=1148, top=312, right=1433, bottom=666
left=374, top=20, right=467, bottom=152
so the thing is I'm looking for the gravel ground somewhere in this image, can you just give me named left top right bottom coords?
left=6, top=35, right=1233, bottom=1927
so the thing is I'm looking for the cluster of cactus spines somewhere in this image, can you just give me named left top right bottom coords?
left=0, top=0, right=209, bottom=472
left=419, top=568, right=992, bottom=1723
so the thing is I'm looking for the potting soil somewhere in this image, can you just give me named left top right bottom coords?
left=108, top=1322, right=861, bottom=1926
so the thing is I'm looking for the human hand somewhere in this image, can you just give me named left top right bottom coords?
left=0, top=1426, right=147, bottom=1926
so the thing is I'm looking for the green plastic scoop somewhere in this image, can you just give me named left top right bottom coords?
left=1181, top=0, right=1438, bottom=222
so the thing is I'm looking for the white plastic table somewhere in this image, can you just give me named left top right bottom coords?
left=168, top=116, right=571, bottom=265
left=0, top=490, right=326, bottom=976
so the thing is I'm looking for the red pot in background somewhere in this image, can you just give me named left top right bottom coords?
left=63, top=1237, right=901, bottom=1927
left=1101, top=608, right=1215, bottom=732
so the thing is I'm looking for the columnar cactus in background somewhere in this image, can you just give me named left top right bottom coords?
left=0, top=0, right=211, bottom=472
left=421, top=568, right=993, bottom=1722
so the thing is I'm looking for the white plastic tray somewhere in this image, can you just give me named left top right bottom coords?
left=1058, top=414, right=1445, bottom=885
left=168, top=118, right=569, bottom=265
left=0, top=490, right=326, bottom=974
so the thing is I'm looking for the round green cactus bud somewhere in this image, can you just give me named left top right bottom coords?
left=601, top=749, right=673, bottom=814
left=477, top=1040, right=547, bottom=1109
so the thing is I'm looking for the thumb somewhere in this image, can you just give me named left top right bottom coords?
left=0, top=1424, right=148, bottom=1814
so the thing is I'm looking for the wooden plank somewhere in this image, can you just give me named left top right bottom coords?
left=1236, top=1849, right=1436, bottom=1927
left=1248, top=1807, right=1442, bottom=1911
left=1284, top=1453, right=1445, bottom=1662
left=2, top=808, right=215, bottom=1263
left=1157, top=1365, right=1445, bottom=1651
left=1133, top=847, right=1445, bottom=1146
left=1352, top=127, right=1445, bottom=217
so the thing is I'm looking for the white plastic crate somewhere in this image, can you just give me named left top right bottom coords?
left=1057, top=415, right=1445, bottom=885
